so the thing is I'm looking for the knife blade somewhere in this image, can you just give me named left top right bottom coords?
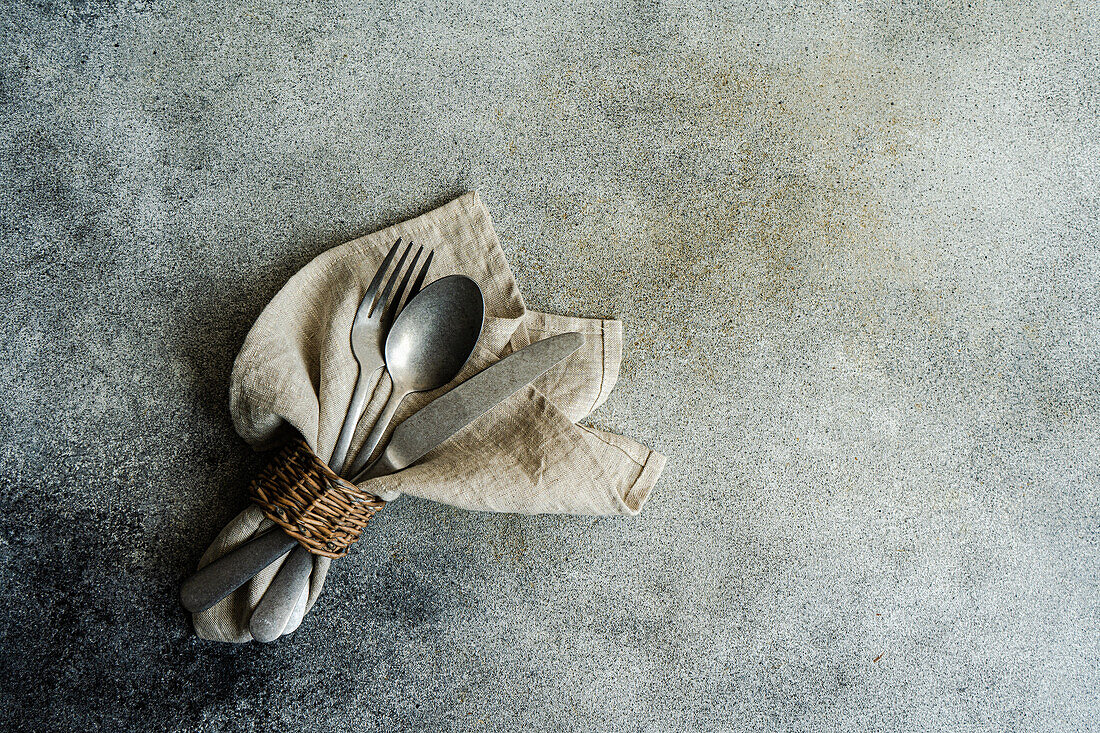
left=180, top=332, right=585, bottom=614
left=351, top=330, right=585, bottom=483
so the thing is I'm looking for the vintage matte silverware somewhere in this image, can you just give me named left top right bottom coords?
left=349, top=331, right=585, bottom=484
left=179, top=527, right=301, bottom=614
left=180, top=238, right=427, bottom=615
left=249, top=274, right=484, bottom=640
left=180, top=331, right=585, bottom=616
left=328, top=240, right=431, bottom=476
left=342, top=275, right=485, bottom=479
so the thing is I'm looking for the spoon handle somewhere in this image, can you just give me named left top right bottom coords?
left=247, top=390, right=402, bottom=637
left=248, top=545, right=313, bottom=642
left=246, top=392, right=403, bottom=636
left=328, top=365, right=384, bottom=475
left=343, top=390, right=406, bottom=480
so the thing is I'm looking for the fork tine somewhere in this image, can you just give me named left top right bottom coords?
left=404, top=250, right=433, bottom=306
left=360, top=239, right=401, bottom=315
left=383, top=246, right=424, bottom=323
left=369, top=241, right=413, bottom=317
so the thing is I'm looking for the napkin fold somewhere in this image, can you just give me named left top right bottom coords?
left=193, top=192, right=665, bottom=642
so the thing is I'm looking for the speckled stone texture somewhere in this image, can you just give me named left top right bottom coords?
left=0, top=1, right=1097, bottom=731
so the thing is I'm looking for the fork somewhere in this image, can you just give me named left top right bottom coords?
left=178, top=239, right=432, bottom=617
left=329, top=238, right=432, bottom=475
left=247, top=240, right=434, bottom=641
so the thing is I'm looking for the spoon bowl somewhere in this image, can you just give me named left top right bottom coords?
left=386, top=275, right=484, bottom=392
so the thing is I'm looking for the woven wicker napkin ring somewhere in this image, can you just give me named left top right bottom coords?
left=248, top=436, right=386, bottom=559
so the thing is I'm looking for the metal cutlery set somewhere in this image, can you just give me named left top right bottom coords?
left=180, top=238, right=584, bottom=641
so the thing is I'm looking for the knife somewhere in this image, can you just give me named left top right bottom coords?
left=180, top=331, right=585, bottom=614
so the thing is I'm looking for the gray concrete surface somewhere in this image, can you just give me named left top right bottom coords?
left=1, top=1, right=1097, bottom=731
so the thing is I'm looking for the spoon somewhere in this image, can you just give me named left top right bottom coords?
left=248, top=274, right=484, bottom=641
left=343, top=274, right=484, bottom=479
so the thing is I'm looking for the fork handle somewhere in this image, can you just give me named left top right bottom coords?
left=344, top=389, right=406, bottom=480
left=328, top=365, right=384, bottom=475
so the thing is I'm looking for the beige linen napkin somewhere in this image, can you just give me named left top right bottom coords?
left=193, top=192, right=666, bottom=642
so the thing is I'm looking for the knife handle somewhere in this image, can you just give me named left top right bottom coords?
left=179, top=528, right=298, bottom=613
